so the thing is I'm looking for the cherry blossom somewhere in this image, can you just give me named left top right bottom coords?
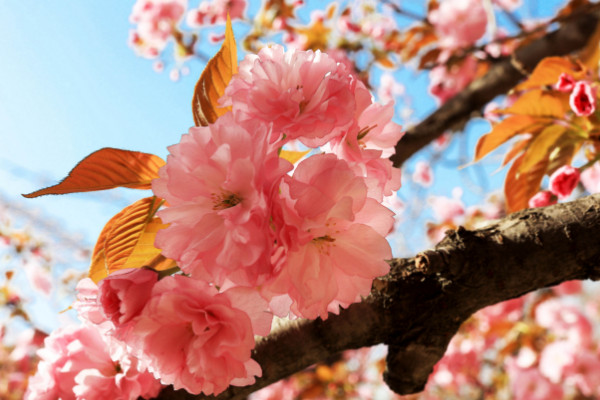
left=152, top=113, right=292, bottom=286
left=429, top=0, right=487, bottom=49
left=569, top=81, right=596, bottom=116
left=528, top=190, right=558, bottom=208
left=129, top=0, right=187, bottom=59
left=429, top=55, right=478, bottom=104
left=555, top=73, right=575, bottom=92
left=221, top=44, right=370, bottom=147
left=186, top=0, right=246, bottom=27
left=265, top=154, right=393, bottom=319
left=549, top=165, right=580, bottom=200
left=25, top=324, right=161, bottom=400
left=125, top=275, right=268, bottom=395
left=580, top=161, right=600, bottom=193
left=412, top=161, right=433, bottom=187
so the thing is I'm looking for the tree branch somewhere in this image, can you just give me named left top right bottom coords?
left=153, top=194, right=600, bottom=399
left=390, top=4, right=600, bottom=167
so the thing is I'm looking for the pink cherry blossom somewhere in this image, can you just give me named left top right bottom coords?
left=96, top=268, right=158, bottom=326
left=569, top=81, right=596, bottom=116
left=377, top=73, right=405, bottom=105
left=429, top=55, right=478, bottom=104
left=129, top=0, right=187, bottom=58
left=428, top=194, right=465, bottom=222
left=221, top=45, right=370, bottom=147
left=535, top=299, right=593, bottom=348
left=528, top=191, right=557, bottom=208
left=429, top=0, right=487, bottom=49
left=412, top=161, right=433, bottom=187
left=265, top=154, right=393, bottom=319
left=324, top=101, right=403, bottom=201
left=549, top=165, right=580, bottom=200
left=581, top=161, right=600, bottom=193
left=186, top=0, right=246, bottom=27
left=555, top=72, right=575, bottom=92
left=126, top=275, right=267, bottom=395
left=505, top=359, right=564, bottom=400
left=25, top=324, right=161, bottom=400
left=552, top=280, right=582, bottom=295
left=152, top=113, right=292, bottom=286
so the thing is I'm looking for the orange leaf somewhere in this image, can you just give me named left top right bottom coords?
left=515, top=57, right=584, bottom=91
left=505, top=154, right=548, bottom=213
left=519, top=125, right=567, bottom=173
left=88, top=197, right=175, bottom=283
left=475, top=115, right=543, bottom=161
left=192, top=15, right=238, bottom=126
left=23, top=148, right=164, bottom=198
left=500, top=90, right=566, bottom=119
left=502, top=138, right=530, bottom=167
left=579, top=21, right=600, bottom=70
left=280, top=149, right=311, bottom=164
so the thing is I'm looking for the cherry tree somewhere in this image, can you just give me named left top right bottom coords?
left=14, top=0, right=600, bottom=399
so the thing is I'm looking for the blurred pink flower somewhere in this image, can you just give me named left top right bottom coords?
left=129, top=0, right=187, bottom=58
left=555, top=73, right=575, bottom=92
left=536, top=299, right=593, bottom=348
left=570, top=81, right=596, bottom=116
left=429, top=0, right=487, bottom=49
left=528, top=191, right=557, bottom=208
left=581, top=161, right=600, bottom=193
left=152, top=113, right=292, bottom=286
left=429, top=56, right=478, bottom=104
left=549, top=165, right=580, bottom=200
left=186, top=0, right=246, bottom=26
left=127, top=275, right=266, bottom=395
left=506, top=360, right=564, bottom=400
left=412, top=161, right=433, bottom=187
left=428, top=194, right=465, bottom=222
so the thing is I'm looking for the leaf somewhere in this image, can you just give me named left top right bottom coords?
left=192, top=15, right=238, bottom=126
left=499, top=90, right=566, bottom=119
left=23, top=148, right=164, bottom=198
left=88, top=197, right=175, bottom=283
left=475, top=115, right=543, bottom=161
left=502, top=138, right=530, bottom=167
left=519, top=125, right=567, bottom=173
left=280, top=149, right=311, bottom=164
left=505, top=154, right=548, bottom=213
left=579, top=20, right=600, bottom=70
left=515, top=57, right=583, bottom=91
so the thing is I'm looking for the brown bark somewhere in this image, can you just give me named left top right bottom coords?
left=390, top=4, right=600, bottom=167
left=153, top=194, right=600, bottom=400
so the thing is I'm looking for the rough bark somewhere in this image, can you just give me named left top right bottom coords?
left=153, top=193, right=600, bottom=400
left=390, top=4, right=600, bottom=167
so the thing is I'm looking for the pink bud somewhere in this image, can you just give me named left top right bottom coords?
left=528, top=191, right=557, bottom=208
left=555, top=73, right=575, bottom=92
left=569, top=81, right=596, bottom=116
left=549, top=165, right=580, bottom=200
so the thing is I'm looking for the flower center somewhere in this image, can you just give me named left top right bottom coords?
left=211, top=191, right=242, bottom=210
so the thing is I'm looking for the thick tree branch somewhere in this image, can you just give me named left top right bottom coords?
left=153, top=194, right=600, bottom=399
left=390, top=5, right=600, bottom=167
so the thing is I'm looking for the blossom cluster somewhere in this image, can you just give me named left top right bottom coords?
left=26, top=44, right=401, bottom=398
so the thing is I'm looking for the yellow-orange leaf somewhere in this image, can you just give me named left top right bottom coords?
left=579, top=21, right=600, bottom=70
left=505, top=154, right=548, bottom=213
left=502, top=138, right=530, bottom=167
left=280, top=149, right=311, bottom=164
left=23, top=148, right=165, bottom=198
left=519, top=125, right=567, bottom=173
left=475, top=115, right=542, bottom=161
left=515, top=57, right=583, bottom=91
left=192, top=15, right=238, bottom=126
left=88, top=197, right=175, bottom=283
left=500, top=90, right=566, bottom=119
